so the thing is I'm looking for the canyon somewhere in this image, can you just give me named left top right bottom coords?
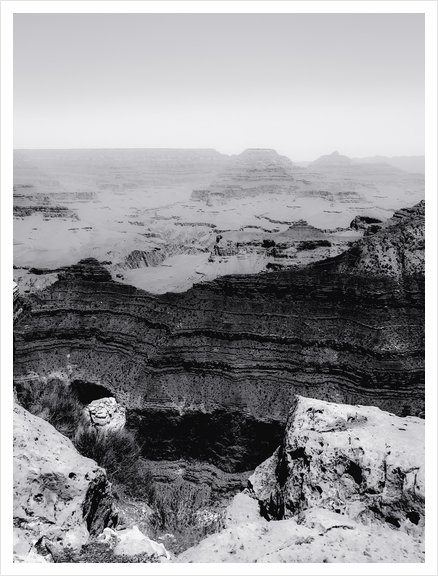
left=13, top=199, right=425, bottom=480
left=13, top=148, right=424, bottom=294
left=12, top=147, right=425, bottom=563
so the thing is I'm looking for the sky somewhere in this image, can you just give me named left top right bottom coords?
left=13, top=13, right=425, bottom=161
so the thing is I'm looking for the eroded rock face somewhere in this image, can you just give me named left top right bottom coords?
left=13, top=202, right=424, bottom=472
left=178, top=396, right=425, bottom=563
left=13, top=403, right=117, bottom=562
left=248, top=396, right=424, bottom=532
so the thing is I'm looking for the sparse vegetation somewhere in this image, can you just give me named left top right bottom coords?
left=14, top=377, right=85, bottom=440
left=53, top=541, right=159, bottom=563
left=14, top=378, right=225, bottom=554
left=74, top=426, right=155, bottom=502
left=149, top=481, right=225, bottom=554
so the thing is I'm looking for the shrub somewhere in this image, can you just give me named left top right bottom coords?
left=262, top=239, right=276, bottom=249
left=14, top=377, right=85, bottom=440
left=74, top=427, right=155, bottom=503
left=149, top=481, right=225, bottom=553
left=53, top=541, right=159, bottom=563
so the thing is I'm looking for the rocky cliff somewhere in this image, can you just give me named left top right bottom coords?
left=13, top=202, right=424, bottom=473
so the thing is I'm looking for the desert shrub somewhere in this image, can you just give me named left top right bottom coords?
left=53, top=541, right=159, bottom=563
left=15, top=377, right=85, bottom=439
left=149, top=481, right=225, bottom=553
left=74, top=427, right=155, bottom=502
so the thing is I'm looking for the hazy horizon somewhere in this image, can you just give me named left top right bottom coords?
left=14, top=13, right=425, bottom=159
left=12, top=146, right=426, bottom=165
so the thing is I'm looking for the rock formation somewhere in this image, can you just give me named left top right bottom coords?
left=177, top=395, right=425, bottom=563
left=329, top=200, right=424, bottom=278
left=97, top=526, right=170, bottom=559
left=308, top=150, right=352, bottom=168
left=13, top=201, right=424, bottom=476
left=177, top=493, right=425, bottom=563
left=248, top=396, right=424, bottom=529
left=191, top=148, right=297, bottom=203
left=13, top=403, right=117, bottom=562
left=85, top=397, right=126, bottom=431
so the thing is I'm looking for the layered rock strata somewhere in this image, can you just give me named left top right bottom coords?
left=13, top=202, right=424, bottom=472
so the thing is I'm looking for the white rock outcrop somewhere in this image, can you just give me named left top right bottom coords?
left=13, top=403, right=116, bottom=562
left=248, top=396, right=424, bottom=532
left=178, top=396, right=425, bottom=563
left=85, top=397, right=126, bottom=431
left=177, top=492, right=425, bottom=563
left=99, top=526, right=170, bottom=560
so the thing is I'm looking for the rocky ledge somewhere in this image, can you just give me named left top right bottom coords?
left=178, top=395, right=425, bottom=563
left=248, top=396, right=424, bottom=528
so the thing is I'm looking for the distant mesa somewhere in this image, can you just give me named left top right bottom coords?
left=308, top=151, right=352, bottom=167
left=234, top=148, right=294, bottom=168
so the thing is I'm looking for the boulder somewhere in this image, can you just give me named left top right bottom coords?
left=111, top=526, right=170, bottom=559
left=85, top=397, right=126, bottom=431
left=13, top=403, right=117, bottom=562
left=248, top=396, right=424, bottom=533
left=178, top=396, right=425, bottom=564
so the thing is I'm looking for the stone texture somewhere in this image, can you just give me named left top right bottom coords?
left=13, top=403, right=117, bottom=562
left=248, top=396, right=424, bottom=533
left=110, top=526, right=170, bottom=559
left=177, top=395, right=425, bottom=564
left=177, top=494, right=424, bottom=563
left=85, top=397, right=126, bottom=431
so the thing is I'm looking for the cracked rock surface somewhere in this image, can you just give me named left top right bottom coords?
left=13, top=403, right=117, bottom=562
left=249, top=396, right=424, bottom=529
left=178, top=396, right=424, bottom=563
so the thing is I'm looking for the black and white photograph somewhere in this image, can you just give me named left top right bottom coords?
left=2, top=1, right=437, bottom=573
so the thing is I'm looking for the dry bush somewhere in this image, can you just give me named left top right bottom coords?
left=74, top=427, right=155, bottom=503
left=14, top=377, right=85, bottom=439
left=53, top=541, right=159, bottom=563
left=149, top=481, right=225, bottom=553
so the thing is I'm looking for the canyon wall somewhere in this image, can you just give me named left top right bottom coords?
left=13, top=202, right=424, bottom=472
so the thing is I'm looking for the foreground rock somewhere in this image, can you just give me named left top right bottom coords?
left=248, top=395, right=424, bottom=531
left=97, top=526, right=170, bottom=560
left=13, top=403, right=117, bottom=562
left=179, top=397, right=425, bottom=563
left=177, top=494, right=424, bottom=563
